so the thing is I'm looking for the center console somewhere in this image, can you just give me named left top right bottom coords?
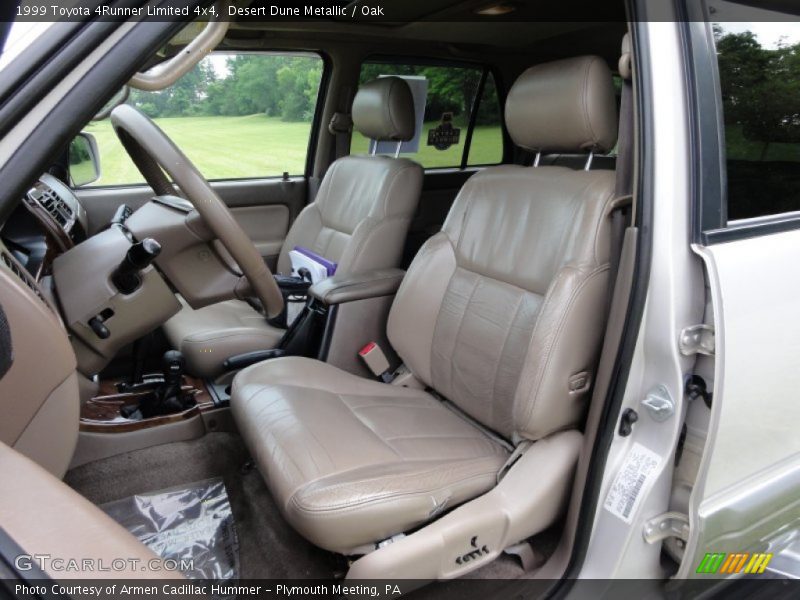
left=220, top=267, right=406, bottom=378
left=309, top=268, right=406, bottom=377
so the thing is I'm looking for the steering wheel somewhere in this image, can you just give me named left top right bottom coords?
left=109, top=105, right=284, bottom=318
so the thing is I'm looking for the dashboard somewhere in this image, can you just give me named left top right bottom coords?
left=0, top=171, right=247, bottom=377
left=2, top=173, right=88, bottom=283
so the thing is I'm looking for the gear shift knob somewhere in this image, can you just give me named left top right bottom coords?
left=123, top=350, right=189, bottom=420
left=162, top=350, right=185, bottom=386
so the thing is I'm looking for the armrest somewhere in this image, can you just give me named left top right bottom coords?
left=223, top=348, right=286, bottom=371
left=310, top=268, right=405, bottom=305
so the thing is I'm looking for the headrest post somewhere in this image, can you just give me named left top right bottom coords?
left=584, top=151, right=594, bottom=171
left=369, top=140, right=376, bottom=156
left=394, top=141, right=402, bottom=158
left=533, top=151, right=541, bottom=168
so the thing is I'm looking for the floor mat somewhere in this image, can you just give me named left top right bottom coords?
left=65, top=432, right=334, bottom=579
left=102, top=478, right=239, bottom=580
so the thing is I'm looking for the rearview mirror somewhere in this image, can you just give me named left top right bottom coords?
left=69, top=133, right=101, bottom=187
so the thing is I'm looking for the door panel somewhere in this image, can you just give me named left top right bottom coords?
left=699, top=232, right=800, bottom=495
left=685, top=232, right=800, bottom=576
left=76, top=177, right=306, bottom=267
left=229, top=204, right=289, bottom=267
left=678, top=11, right=800, bottom=579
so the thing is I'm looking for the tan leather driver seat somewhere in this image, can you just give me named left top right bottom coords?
left=231, top=55, right=618, bottom=555
left=164, top=77, right=423, bottom=377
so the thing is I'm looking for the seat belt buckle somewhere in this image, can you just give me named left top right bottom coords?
left=359, top=342, right=393, bottom=382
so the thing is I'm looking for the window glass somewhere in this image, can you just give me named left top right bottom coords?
left=467, top=73, right=504, bottom=166
left=83, top=53, right=323, bottom=186
left=352, top=62, right=502, bottom=168
left=712, top=18, right=800, bottom=220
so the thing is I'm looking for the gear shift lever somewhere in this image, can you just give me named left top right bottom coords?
left=121, top=350, right=194, bottom=419
left=153, top=350, right=192, bottom=415
left=161, top=350, right=185, bottom=400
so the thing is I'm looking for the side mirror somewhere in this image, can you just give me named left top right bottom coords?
left=69, top=132, right=101, bottom=187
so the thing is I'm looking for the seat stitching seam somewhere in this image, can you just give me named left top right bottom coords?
left=348, top=161, right=415, bottom=252
left=302, top=396, right=342, bottom=471
left=426, top=239, right=459, bottom=386
left=350, top=403, right=442, bottom=410
left=514, top=266, right=570, bottom=427
left=184, top=331, right=281, bottom=343
left=581, top=58, right=596, bottom=148
left=249, top=400, right=309, bottom=496
left=290, top=470, right=500, bottom=514
left=381, top=434, right=500, bottom=442
left=344, top=215, right=412, bottom=272
left=292, top=459, right=500, bottom=502
left=348, top=400, right=404, bottom=460
left=550, top=178, right=589, bottom=278
left=378, top=163, right=417, bottom=218
left=522, top=264, right=609, bottom=431
left=301, top=455, right=503, bottom=491
left=288, top=454, right=503, bottom=499
left=491, top=291, right=525, bottom=428
left=446, top=271, right=481, bottom=397
left=454, top=179, right=478, bottom=259
left=242, top=382, right=428, bottom=401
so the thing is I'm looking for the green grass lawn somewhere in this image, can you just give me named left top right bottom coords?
left=83, top=114, right=503, bottom=186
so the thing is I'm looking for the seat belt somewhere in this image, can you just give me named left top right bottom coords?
left=615, top=71, right=634, bottom=199
left=306, top=87, right=353, bottom=203
left=328, top=111, right=353, bottom=160
left=328, top=84, right=354, bottom=162
left=608, top=38, right=635, bottom=303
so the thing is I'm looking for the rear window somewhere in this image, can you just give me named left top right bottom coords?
left=352, top=61, right=503, bottom=169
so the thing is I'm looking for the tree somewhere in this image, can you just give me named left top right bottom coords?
left=129, top=60, right=216, bottom=117
left=129, top=54, right=323, bottom=122
left=715, top=28, right=800, bottom=159
left=358, top=64, right=483, bottom=124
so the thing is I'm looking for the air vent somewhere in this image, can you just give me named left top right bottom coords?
left=1, top=251, right=49, bottom=308
left=28, top=181, right=74, bottom=228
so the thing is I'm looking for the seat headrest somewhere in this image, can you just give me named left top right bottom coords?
left=352, top=76, right=416, bottom=142
left=505, top=55, right=617, bottom=154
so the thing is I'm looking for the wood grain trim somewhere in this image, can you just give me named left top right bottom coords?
left=21, top=195, right=74, bottom=253
left=80, top=376, right=215, bottom=433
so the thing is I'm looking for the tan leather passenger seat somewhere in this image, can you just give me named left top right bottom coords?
left=230, top=55, right=618, bottom=555
left=164, top=76, right=423, bottom=377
